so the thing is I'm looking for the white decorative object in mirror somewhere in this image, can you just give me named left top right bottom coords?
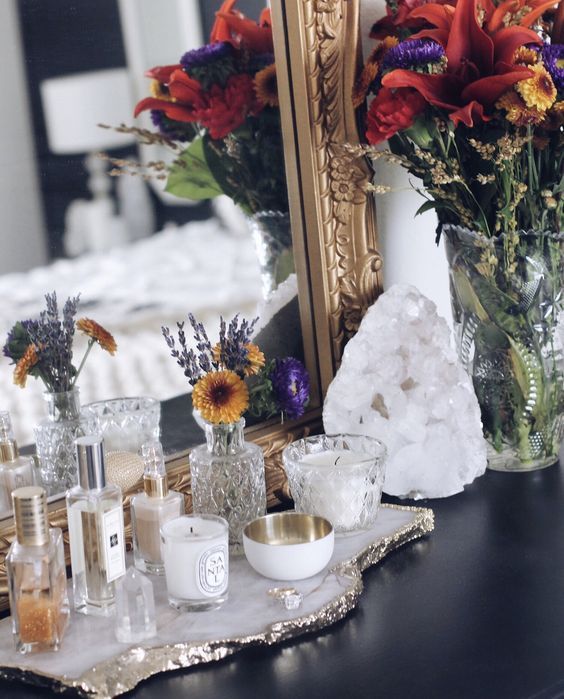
left=323, top=285, right=487, bottom=499
left=40, top=68, right=154, bottom=255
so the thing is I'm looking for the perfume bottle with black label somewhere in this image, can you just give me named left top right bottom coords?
left=66, top=435, right=125, bottom=615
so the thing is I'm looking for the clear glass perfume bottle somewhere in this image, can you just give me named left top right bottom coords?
left=6, top=486, right=69, bottom=653
left=0, top=412, right=35, bottom=511
left=66, top=435, right=126, bottom=615
left=131, top=441, right=184, bottom=574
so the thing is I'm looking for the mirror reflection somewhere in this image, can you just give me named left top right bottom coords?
left=0, top=0, right=304, bottom=513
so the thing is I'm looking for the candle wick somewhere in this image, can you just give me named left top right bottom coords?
left=334, top=456, right=341, bottom=466
left=190, top=526, right=193, bottom=534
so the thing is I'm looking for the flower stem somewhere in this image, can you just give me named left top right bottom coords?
left=72, top=339, right=94, bottom=386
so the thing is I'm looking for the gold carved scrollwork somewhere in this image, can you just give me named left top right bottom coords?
left=284, top=0, right=383, bottom=381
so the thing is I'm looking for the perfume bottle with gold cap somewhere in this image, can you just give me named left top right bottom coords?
left=0, top=412, right=35, bottom=511
left=66, top=435, right=126, bottom=615
left=6, top=486, right=69, bottom=653
left=131, top=441, right=184, bottom=574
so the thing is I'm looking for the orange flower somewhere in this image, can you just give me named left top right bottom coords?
left=496, top=90, right=545, bottom=125
left=244, top=343, right=265, bottom=376
left=76, top=318, right=117, bottom=355
left=515, top=64, right=557, bottom=111
left=255, top=64, right=279, bottom=108
left=13, top=345, right=38, bottom=388
left=192, top=370, right=249, bottom=424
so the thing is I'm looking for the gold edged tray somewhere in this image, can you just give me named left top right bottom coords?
left=0, top=504, right=434, bottom=698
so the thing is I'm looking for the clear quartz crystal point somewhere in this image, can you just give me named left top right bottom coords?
left=115, top=566, right=157, bottom=643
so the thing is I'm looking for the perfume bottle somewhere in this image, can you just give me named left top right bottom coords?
left=66, top=435, right=126, bottom=615
left=131, top=441, right=184, bottom=574
left=0, top=412, right=35, bottom=511
left=6, top=486, right=69, bottom=653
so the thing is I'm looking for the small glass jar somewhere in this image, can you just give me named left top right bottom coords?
left=189, top=419, right=266, bottom=554
left=283, top=434, right=387, bottom=534
left=34, top=388, right=84, bottom=494
left=81, top=397, right=160, bottom=453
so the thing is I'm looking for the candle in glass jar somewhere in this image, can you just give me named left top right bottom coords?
left=299, top=450, right=372, bottom=531
left=283, top=435, right=387, bottom=535
left=161, top=515, right=228, bottom=611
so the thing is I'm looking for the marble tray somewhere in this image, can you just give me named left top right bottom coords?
left=0, top=504, right=434, bottom=698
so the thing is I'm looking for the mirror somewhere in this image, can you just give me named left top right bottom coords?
left=0, top=0, right=316, bottom=511
left=0, top=0, right=381, bottom=608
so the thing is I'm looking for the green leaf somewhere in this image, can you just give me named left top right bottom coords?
left=165, top=137, right=224, bottom=200
left=451, top=268, right=489, bottom=322
left=201, top=138, right=244, bottom=206
left=415, top=200, right=438, bottom=217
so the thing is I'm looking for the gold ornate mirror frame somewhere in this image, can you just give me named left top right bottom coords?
left=0, top=0, right=382, bottom=610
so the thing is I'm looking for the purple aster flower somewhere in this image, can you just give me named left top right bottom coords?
left=382, top=40, right=446, bottom=71
left=270, top=358, right=310, bottom=420
left=180, top=41, right=236, bottom=89
left=181, top=42, right=234, bottom=71
left=541, top=43, right=564, bottom=93
left=150, top=110, right=193, bottom=141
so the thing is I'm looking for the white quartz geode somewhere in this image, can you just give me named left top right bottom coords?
left=323, top=284, right=487, bottom=499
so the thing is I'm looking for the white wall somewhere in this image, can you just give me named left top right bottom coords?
left=360, top=0, right=452, bottom=325
left=0, top=0, right=47, bottom=274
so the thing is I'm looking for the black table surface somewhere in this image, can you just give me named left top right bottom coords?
left=4, top=463, right=564, bottom=699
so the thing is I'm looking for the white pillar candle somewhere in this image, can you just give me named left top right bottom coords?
left=161, top=515, right=229, bottom=611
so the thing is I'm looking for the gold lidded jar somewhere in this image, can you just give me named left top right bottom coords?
left=6, top=486, right=69, bottom=654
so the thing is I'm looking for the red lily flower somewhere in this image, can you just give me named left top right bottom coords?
left=144, top=64, right=182, bottom=83
left=370, top=0, right=454, bottom=40
left=382, top=0, right=541, bottom=126
left=134, top=69, right=206, bottom=124
left=210, top=0, right=273, bottom=53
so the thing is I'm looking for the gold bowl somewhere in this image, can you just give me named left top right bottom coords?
left=243, top=512, right=334, bottom=580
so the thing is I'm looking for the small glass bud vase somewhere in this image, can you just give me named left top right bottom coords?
left=189, top=419, right=266, bottom=555
left=34, top=388, right=84, bottom=495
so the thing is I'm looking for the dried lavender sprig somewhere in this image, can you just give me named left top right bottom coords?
left=188, top=313, right=214, bottom=373
left=219, top=314, right=259, bottom=374
left=161, top=324, right=201, bottom=385
left=24, top=292, right=80, bottom=391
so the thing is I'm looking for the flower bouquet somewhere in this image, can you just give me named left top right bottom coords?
left=162, top=313, right=309, bottom=549
left=352, top=0, right=564, bottom=470
left=3, top=292, right=117, bottom=392
left=125, top=0, right=292, bottom=298
left=2, top=292, right=117, bottom=490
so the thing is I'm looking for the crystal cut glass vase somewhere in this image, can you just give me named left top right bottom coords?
left=189, top=419, right=266, bottom=554
left=444, top=224, right=564, bottom=471
left=248, top=210, right=294, bottom=300
left=34, top=388, right=84, bottom=494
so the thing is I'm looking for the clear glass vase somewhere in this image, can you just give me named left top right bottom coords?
left=248, top=210, right=294, bottom=300
left=189, top=419, right=266, bottom=554
left=444, top=224, right=564, bottom=472
left=34, top=388, right=84, bottom=494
